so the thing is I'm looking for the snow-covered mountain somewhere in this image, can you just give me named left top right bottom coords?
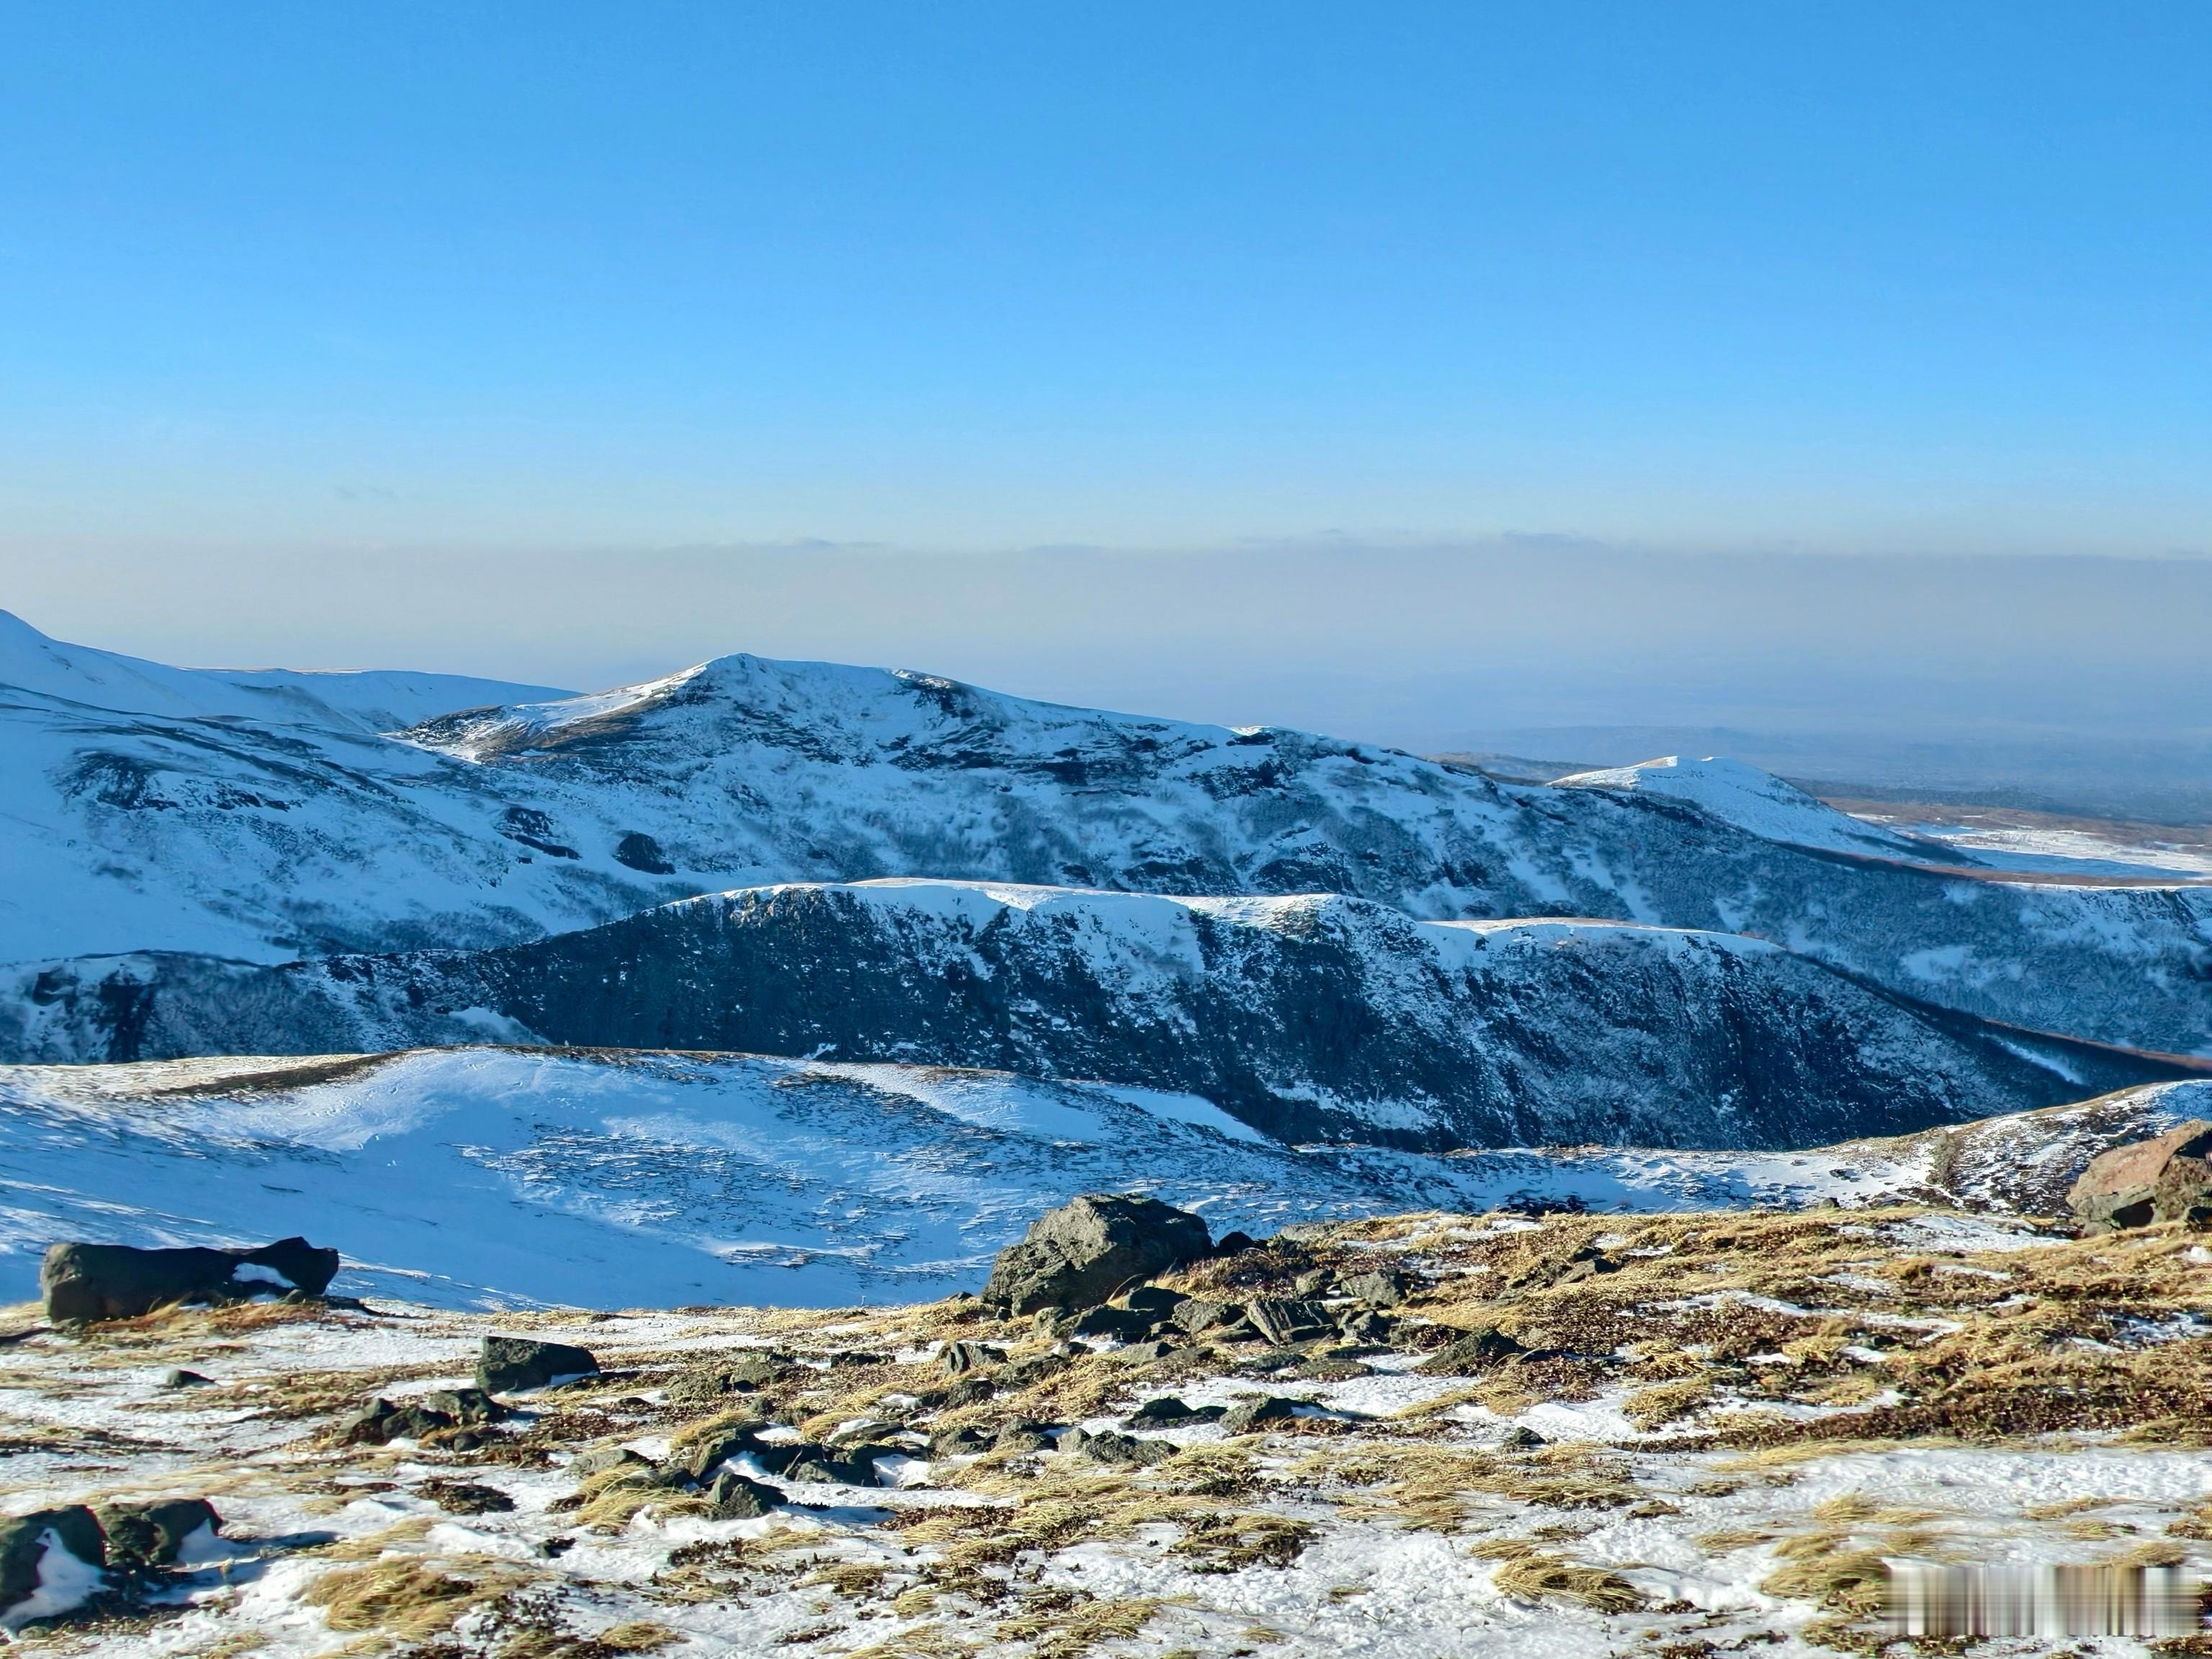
left=1552, top=752, right=1943, bottom=860
left=2, top=613, right=2208, bottom=1053
left=6, top=879, right=2185, bottom=1148
left=4, top=1043, right=2202, bottom=1310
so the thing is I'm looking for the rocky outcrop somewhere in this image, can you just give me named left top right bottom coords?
left=478, top=1336, right=599, bottom=1393
left=2068, top=1120, right=2212, bottom=1232
left=982, top=1195, right=1213, bottom=1315
left=39, top=1237, right=338, bottom=1322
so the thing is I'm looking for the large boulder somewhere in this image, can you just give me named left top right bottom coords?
left=40, top=1237, right=340, bottom=1323
left=477, top=1336, right=599, bottom=1393
left=0, top=1508, right=105, bottom=1629
left=982, top=1195, right=1212, bottom=1315
left=2068, top=1120, right=2212, bottom=1232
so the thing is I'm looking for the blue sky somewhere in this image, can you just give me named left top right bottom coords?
left=1, top=2, right=2206, bottom=554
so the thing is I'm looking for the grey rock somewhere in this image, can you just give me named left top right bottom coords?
left=983, top=1195, right=1212, bottom=1315
left=1220, top=1395, right=1305, bottom=1433
left=704, top=1470, right=780, bottom=1519
left=1062, top=1426, right=1175, bottom=1466
left=1127, top=1396, right=1226, bottom=1426
left=1415, top=1325, right=1525, bottom=1376
left=0, top=1507, right=105, bottom=1617
left=994, top=1418, right=1058, bottom=1453
left=1338, top=1269, right=1411, bottom=1308
left=1245, top=1298, right=1334, bottom=1346
left=1170, top=1298, right=1241, bottom=1334
left=940, top=1341, right=1005, bottom=1375
left=96, top=1498, right=220, bottom=1570
left=477, top=1336, right=599, bottom=1394
left=161, top=1368, right=212, bottom=1389
left=40, top=1237, right=339, bottom=1323
left=420, top=1388, right=504, bottom=1426
left=571, top=1444, right=653, bottom=1479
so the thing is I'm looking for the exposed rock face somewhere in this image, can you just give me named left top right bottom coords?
left=477, top=1336, right=600, bottom=1393
left=14, top=883, right=2186, bottom=1152
left=39, top=1236, right=338, bottom=1322
left=982, top=1195, right=1212, bottom=1315
left=2068, top=1120, right=2212, bottom=1232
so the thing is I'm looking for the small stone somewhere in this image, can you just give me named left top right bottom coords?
left=1502, top=1426, right=1547, bottom=1447
left=161, top=1368, right=212, bottom=1389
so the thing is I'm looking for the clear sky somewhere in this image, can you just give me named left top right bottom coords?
left=1, top=4, right=2208, bottom=813
left=1, top=1, right=2206, bottom=556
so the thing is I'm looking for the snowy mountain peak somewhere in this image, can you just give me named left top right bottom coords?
left=1552, top=753, right=1942, bottom=860
left=0, top=608, right=569, bottom=733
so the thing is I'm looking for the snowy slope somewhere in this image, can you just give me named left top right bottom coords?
left=3, top=1046, right=2202, bottom=1310
left=1552, top=754, right=1947, bottom=860
left=4, top=881, right=2183, bottom=1149
left=0, top=608, right=565, bottom=732
left=2, top=619, right=2208, bottom=1053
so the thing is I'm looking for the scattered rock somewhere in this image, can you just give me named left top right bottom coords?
left=2069, top=1120, right=2212, bottom=1232
left=0, top=1507, right=105, bottom=1625
left=160, top=1368, right=212, bottom=1389
left=94, top=1499, right=219, bottom=1570
left=1292, top=1270, right=1336, bottom=1298
left=1244, top=1298, right=1334, bottom=1346
left=1120, top=1286, right=1188, bottom=1318
left=663, top=1424, right=764, bottom=1484
left=1416, top=1325, right=1525, bottom=1376
left=1061, top=1426, right=1174, bottom=1466
left=940, top=1375, right=997, bottom=1406
left=994, top=1418, right=1059, bottom=1452
left=1170, top=1298, right=1241, bottom=1335
left=704, top=1470, right=780, bottom=1518
left=1127, top=1396, right=1226, bottom=1426
left=1220, top=1395, right=1304, bottom=1433
left=1501, top=1426, right=1547, bottom=1447
left=478, top=1336, right=600, bottom=1393
left=572, top=1445, right=654, bottom=1479
left=421, top=1388, right=505, bottom=1426
left=982, top=1195, right=1212, bottom=1315
left=1338, top=1269, right=1411, bottom=1308
left=40, top=1237, right=340, bottom=1322
left=927, top=1424, right=994, bottom=1457
left=1213, top=1231, right=1258, bottom=1255
left=338, top=1398, right=456, bottom=1444
left=940, top=1340, right=1005, bottom=1375
left=418, top=1480, right=514, bottom=1516
left=1071, top=1306, right=1158, bottom=1341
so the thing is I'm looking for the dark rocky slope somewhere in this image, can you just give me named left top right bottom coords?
left=4, top=882, right=2185, bottom=1150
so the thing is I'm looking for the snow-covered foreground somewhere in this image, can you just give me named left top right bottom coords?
left=4, top=1205, right=2210, bottom=1656
left=4, top=1048, right=2209, bottom=1311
